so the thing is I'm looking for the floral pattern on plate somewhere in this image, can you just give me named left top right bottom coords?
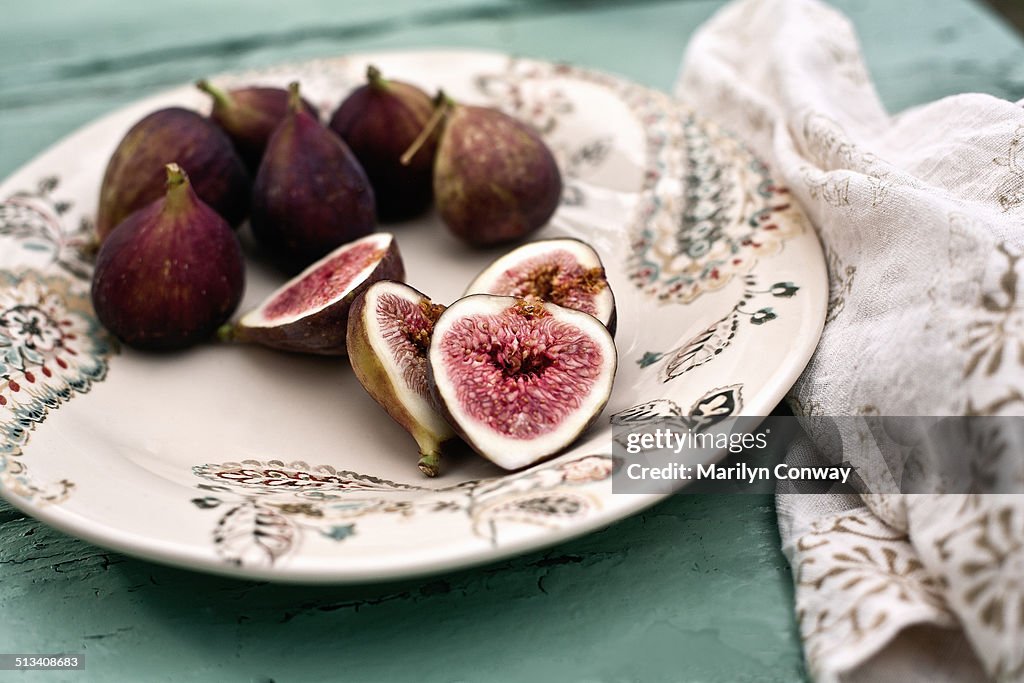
left=474, top=58, right=808, bottom=304
left=191, top=454, right=616, bottom=567
left=0, top=270, right=115, bottom=503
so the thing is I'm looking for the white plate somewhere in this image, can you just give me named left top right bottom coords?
left=0, top=50, right=826, bottom=583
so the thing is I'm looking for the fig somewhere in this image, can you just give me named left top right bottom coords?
left=251, top=82, right=376, bottom=272
left=91, top=164, right=245, bottom=351
left=428, top=100, right=562, bottom=246
left=197, top=80, right=319, bottom=171
left=222, top=232, right=402, bottom=355
left=428, top=295, right=616, bottom=470
left=96, top=107, right=250, bottom=242
left=328, top=66, right=439, bottom=222
left=465, top=238, right=616, bottom=334
left=347, top=281, right=453, bottom=476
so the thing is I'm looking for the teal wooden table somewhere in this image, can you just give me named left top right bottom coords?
left=2, top=2, right=1022, bottom=681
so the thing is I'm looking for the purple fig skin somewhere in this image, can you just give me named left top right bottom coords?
left=329, top=66, right=439, bottom=222
left=434, top=104, right=562, bottom=247
left=251, top=83, right=377, bottom=273
left=91, top=164, right=245, bottom=351
left=96, top=107, right=250, bottom=243
left=228, top=236, right=404, bottom=355
left=197, top=80, right=319, bottom=171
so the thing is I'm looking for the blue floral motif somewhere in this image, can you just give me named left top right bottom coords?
left=750, top=308, right=778, bottom=325
left=638, top=275, right=793, bottom=381
left=322, top=524, right=356, bottom=541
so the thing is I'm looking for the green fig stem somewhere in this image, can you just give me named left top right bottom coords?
left=417, top=451, right=442, bottom=478
left=400, top=91, right=453, bottom=166
left=287, top=81, right=303, bottom=113
left=163, top=163, right=192, bottom=212
left=216, top=323, right=237, bottom=343
left=196, top=79, right=234, bottom=111
left=165, top=163, right=187, bottom=188
left=366, top=64, right=386, bottom=88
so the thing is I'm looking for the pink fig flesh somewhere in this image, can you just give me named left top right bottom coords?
left=225, top=232, right=404, bottom=355
left=347, top=280, right=453, bottom=476
left=91, top=164, right=245, bottom=351
left=428, top=296, right=616, bottom=470
left=465, top=238, right=616, bottom=334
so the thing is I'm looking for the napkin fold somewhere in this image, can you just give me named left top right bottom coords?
left=675, top=1, right=1024, bottom=680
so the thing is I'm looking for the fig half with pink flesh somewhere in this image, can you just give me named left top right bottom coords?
left=464, top=238, right=616, bottom=335
left=223, top=232, right=403, bottom=355
left=347, top=281, right=453, bottom=477
left=428, top=295, right=616, bottom=470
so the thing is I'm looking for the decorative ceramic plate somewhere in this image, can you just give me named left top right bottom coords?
left=0, top=50, right=826, bottom=583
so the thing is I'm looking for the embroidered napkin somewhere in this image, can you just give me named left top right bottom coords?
left=675, top=0, right=1024, bottom=680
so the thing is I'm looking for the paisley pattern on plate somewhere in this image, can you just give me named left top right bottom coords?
left=474, top=58, right=808, bottom=303
left=0, top=269, right=114, bottom=503
left=0, top=50, right=826, bottom=582
left=190, top=454, right=616, bottom=567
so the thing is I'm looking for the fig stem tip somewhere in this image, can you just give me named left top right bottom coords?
left=417, top=452, right=441, bottom=478
left=287, top=81, right=302, bottom=112
left=216, top=323, right=236, bottom=343
left=164, top=163, right=187, bottom=188
left=366, top=64, right=383, bottom=84
left=195, top=79, right=231, bottom=107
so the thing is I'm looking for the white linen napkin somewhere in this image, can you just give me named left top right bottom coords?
left=675, top=0, right=1024, bottom=680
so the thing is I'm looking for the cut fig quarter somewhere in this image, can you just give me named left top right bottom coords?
left=428, top=295, right=617, bottom=471
left=464, top=238, right=617, bottom=335
left=347, top=281, right=453, bottom=477
left=220, top=232, right=403, bottom=355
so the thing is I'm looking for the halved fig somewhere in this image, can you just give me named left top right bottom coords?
left=222, top=232, right=402, bottom=355
left=347, top=281, right=453, bottom=477
left=428, top=295, right=617, bottom=470
left=464, top=238, right=616, bottom=334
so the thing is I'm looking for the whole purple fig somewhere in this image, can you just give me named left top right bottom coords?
left=96, top=107, right=249, bottom=243
left=251, top=82, right=377, bottom=272
left=92, top=164, right=245, bottom=351
left=197, top=80, right=319, bottom=171
left=329, top=66, right=439, bottom=222
left=432, top=101, right=562, bottom=247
